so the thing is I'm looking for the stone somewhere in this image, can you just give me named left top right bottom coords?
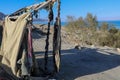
left=117, top=48, right=120, bottom=53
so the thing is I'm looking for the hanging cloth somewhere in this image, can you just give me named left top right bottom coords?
left=27, top=26, right=33, bottom=69
left=0, top=13, right=30, bottom=77
left=53, top=17, right=61, bottom=72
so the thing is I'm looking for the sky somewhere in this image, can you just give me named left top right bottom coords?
left=0, top=0, right=120, bottom=21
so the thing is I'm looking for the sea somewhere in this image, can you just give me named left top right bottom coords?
left=33, top=21, right=67, bottom=26
left=34, top=20, right=120, bottom=28
left=99, top=20, right=120, bottom=29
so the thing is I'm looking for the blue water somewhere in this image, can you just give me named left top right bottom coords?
left=33, top=21, right=67, bottom=26
left=34, top=20, right=120, bottom=28
left=62, top=21, right=120, bottom=28
left=99, top=20, right=120, bottom=29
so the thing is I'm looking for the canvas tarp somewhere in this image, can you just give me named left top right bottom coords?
left=0, top=13, right=30, bottom=77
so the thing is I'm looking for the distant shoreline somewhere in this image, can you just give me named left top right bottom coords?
left=99, top=20, right=120, bottom=29
left=33, top=20, right=120, bottom=28
left=33, top=21, right=67, bottom=26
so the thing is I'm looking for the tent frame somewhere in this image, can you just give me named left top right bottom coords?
left=0, top=0, right=61, bottom=79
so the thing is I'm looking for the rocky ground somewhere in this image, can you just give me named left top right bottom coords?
left=32, top=25, right=120, bottom=80
left=1, top=24, right=120, bottom=80
left=55, top=46, right=120, bottom=80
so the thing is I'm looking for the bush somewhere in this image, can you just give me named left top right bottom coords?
left=65, top=13, right=120, bottom=48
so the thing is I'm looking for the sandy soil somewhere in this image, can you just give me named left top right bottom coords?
left=32, top=26, right=120, bottom=80
left=1, top=25, right=120, bottom=80
left=55, top=46, right=120, bottom=80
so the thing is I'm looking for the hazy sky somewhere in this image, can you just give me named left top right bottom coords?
left=0, top=0, right=120, bottom=21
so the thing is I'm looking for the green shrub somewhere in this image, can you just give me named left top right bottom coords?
left=65, top=13, right=120, bottom=48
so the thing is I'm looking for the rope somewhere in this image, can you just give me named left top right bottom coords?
left=44, top=4, right=53, bottom=71
left=53, top=0, right=61, bottom=73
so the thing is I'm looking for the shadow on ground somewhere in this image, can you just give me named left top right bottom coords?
left=35, top=48, right=120, bottom=80
left=32, top=28, right=47, bottom=39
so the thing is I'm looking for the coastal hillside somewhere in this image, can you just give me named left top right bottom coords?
left=0, top=12, right=5, bottom=20
left=1, top=21, right=120, bottom=80
left=32, top=24, right=120, bottom=80
left=65, top=13, right=120, bottom=48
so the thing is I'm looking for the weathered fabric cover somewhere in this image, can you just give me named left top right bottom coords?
left=0, top=13, right=30, bottom=77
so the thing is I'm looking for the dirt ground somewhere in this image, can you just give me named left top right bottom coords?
left=32, top=26, right=120, bottom=80
left=55, top=46, right=120, bottom=80
left=0, top=25, right=120, bottom=80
